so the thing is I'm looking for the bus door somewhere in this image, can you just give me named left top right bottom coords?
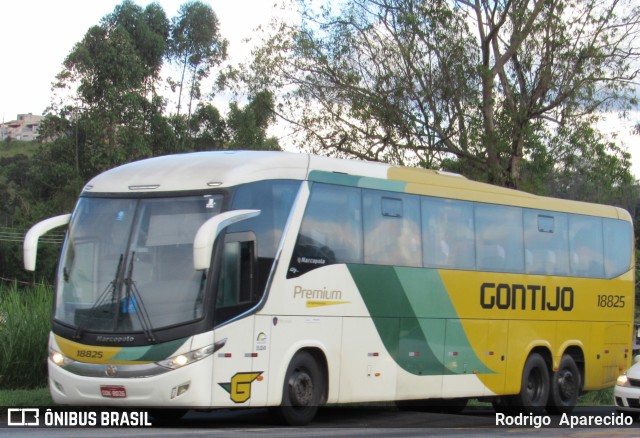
left=211, top=232, right=265, bottom=407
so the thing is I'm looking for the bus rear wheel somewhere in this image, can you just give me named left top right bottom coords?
left=512, top=353, right=550, bottom=415
left=547, top=354, right=581, bottom=415
left=272, top=351, right=324, bottom=426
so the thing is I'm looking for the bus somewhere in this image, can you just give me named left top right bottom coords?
left=24, top=150, right=635, bottom=425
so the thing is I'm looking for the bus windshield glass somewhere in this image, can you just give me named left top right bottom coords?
left=55, top=194, right=223, bottom=333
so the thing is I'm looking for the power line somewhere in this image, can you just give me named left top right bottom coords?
left=0, top=276, right=52, bottom=288
left=0, top=227, right=65, bottom=244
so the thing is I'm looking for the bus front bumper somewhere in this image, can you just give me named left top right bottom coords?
left=48, top=356, right=213, bottom=407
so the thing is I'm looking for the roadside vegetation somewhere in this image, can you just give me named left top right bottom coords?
left=0, top=283, right=52, bottom=390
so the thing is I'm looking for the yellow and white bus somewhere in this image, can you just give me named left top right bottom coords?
left=24, top=151, right=635, bottom=424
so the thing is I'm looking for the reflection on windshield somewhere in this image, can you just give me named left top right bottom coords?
left=56, top=195, right=222, bottom=333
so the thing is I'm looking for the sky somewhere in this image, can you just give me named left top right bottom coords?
left=1, top=0, right=639, bottom=177
left=0, top=0, right=289, bottom=119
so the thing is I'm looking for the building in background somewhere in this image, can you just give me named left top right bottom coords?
left=1, top=113, right=45, bottom=141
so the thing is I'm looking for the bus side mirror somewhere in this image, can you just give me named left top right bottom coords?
left=24, top=214, right=72, bottom=271
left=193, top=209, right=260, bottom=271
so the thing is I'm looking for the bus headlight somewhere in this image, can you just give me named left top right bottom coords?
left=49, top=348, right=72, bottom=367
left=156, top=344, right=216, bottom=370
left=616, top=374, right=630, bottom=387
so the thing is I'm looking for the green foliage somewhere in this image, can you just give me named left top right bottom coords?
left=226, top=91, right=281, bottom=151
left=577, top=388, right=614, bottom=406
left=0, top=140, right=39, bottom=159
left=189, top=104, right=227, bottom=150
left=243, top=0, right=640, bottom=191
left=169, top=0, right=228, bottom=117
left=0, top=283, right=53, bottom=389
left=544, top=120, right=637, bottom=208
left=0, top=387, right=53, bottom=407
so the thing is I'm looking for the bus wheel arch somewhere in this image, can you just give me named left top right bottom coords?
left=271, top=348, right=327, bottom=425
left=547, top=348, right=583, bottom=415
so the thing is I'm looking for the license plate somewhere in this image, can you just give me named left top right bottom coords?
left=100, top=385, right=127, bottom=398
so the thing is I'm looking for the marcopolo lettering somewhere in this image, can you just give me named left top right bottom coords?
left=480, top=282, right=574, bottom=311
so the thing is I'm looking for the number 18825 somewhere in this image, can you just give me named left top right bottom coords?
left=597, top=294, right=625, bottom=308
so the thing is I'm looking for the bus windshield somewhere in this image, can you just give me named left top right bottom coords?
left=55, top=194, right=223, bottom=333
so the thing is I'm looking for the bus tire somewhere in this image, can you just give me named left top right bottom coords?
left=513, top=353, right=550, bottom=415
left=273, top=351, right=324, bottom=426
left=546, top=354, right=580, bottom=415
left=491, top=396, right=517, bottom=414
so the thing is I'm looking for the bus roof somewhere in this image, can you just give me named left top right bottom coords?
left=82, top=150, right=629, bottom=221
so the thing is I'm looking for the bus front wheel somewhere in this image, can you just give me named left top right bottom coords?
left=513, top=353, right=550, bottom=415
left=272, top=351, right=324, bottom=426
left=547, top=354, right=581, bottom=415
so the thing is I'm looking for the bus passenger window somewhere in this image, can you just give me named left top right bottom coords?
left=523, top=210, right=569, bottom=276
left=288, top=184, right=363, bottom=278
left=475, top=204, right=524, bottom=273
left=569, top=215, right=604, bottom=278
left=364, top=190, right=421, bottom=267
left=421, top=197, right=475, bottom=270
left=603, top=218, right=633, bottom=278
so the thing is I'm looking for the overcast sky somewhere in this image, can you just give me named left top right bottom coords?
left=0, top=0, right=287, bottom=120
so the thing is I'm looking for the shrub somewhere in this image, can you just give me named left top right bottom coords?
left=0, top=283, right=52, bottom=389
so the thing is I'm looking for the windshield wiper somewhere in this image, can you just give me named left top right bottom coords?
left=122, top=252, right=156, bottom=342
left=73, top=254, right=124, bottom=340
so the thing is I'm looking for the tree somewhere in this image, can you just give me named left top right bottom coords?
left=55, top=0, right=170, bottom=171
left=169, top=0, right=228, bottom=120
left=189, top=103, right=228, bottom=150
left=242, top=0, right=640, bottom=190
left=543, top=119, right=637, bottom=207
left=189, top=91, right=282, bottom=151
left=226, top=91, right=281, bottom=150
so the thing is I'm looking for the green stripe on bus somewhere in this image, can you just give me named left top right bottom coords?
left=347, top=264, right=492, bottom=375
left=308, top=170, right=406, bottom=192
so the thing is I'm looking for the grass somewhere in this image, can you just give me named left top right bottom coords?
left=577, top=388, right=614, bottom=406
left=0, top=283, right=52, bottom=389
left=0, top=140, right=39, bottom=159
left=0, top=387, right=53, bottom=407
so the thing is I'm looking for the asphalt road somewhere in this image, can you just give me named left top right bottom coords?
left=1, top=405, right=638, bottom=437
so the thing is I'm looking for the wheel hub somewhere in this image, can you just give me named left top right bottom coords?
left=557, top=370, right=576, bottom=401
left=289, top=371, right=313, bottom=406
